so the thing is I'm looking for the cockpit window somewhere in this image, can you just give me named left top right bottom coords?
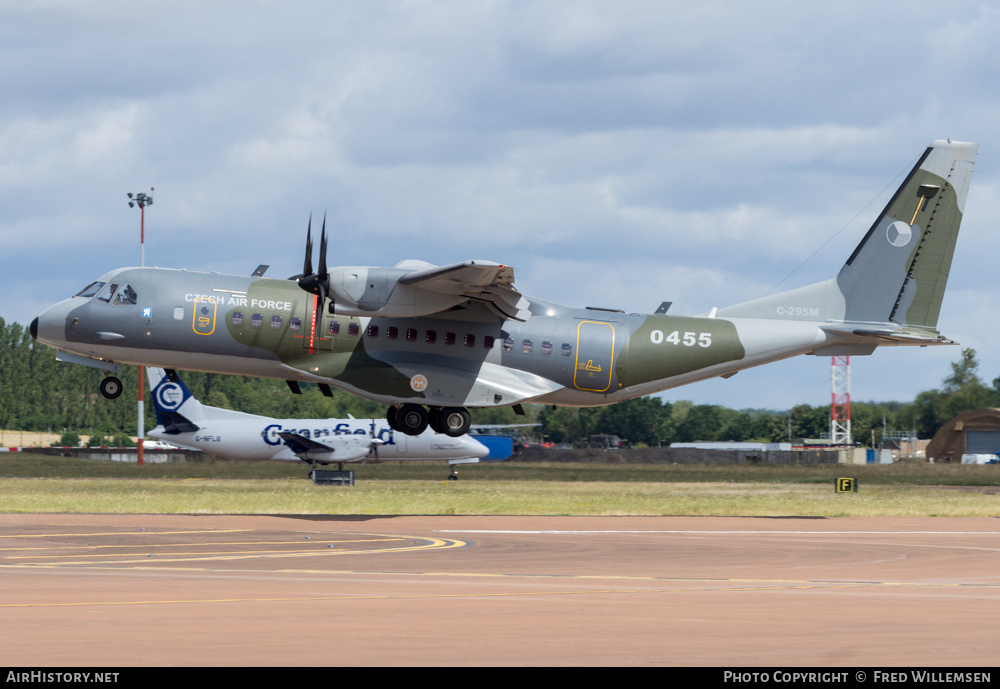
left=75, top=281, right=105, bottom=298
left=112, top=284, right=138, bottom=306
left=96, top=283, right=120, bottom=303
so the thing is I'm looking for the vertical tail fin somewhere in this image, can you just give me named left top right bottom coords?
left=147, top=367, right=204, bottom=432
left=717, top=139, right=978, bottom=329
left=838, top=139, right=978, bottom=328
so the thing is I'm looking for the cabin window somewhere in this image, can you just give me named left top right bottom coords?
left=112, top=284, right=138, bottom=306
left=75, top=281, right=105, bottom=298
left=444, top=332, right=456, bottom=345
left=96, top=283, right=119, bottom=303
left=348, top=323, right=360, bottom=336
left=541, top=341, right=553, bottom=355
left=367, top=325, right=379, bottom=338
left=522, top=339, right=533, bottom=354
left=271, top=316, right=282, bottom=329
left=483, top=335, right=495, bottom=349
left=561, top=343, right=572, bottom=356
left=232, top=312, right=244, bottom=326
left=290, top=317, right=301, bottom=331
left=425, top=330, right=437, bottom=344
left=502, top=337, right=514, bottom=352
left=406, top=328, right=417, bottom=342
left=251, top=314, right=263, bottom=328
left=328, top=321, right=340, bottom=335
left=387, top=326, right=398, bottom=340
left=464, top=334, right=476, bottom=347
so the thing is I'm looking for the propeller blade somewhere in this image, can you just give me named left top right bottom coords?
left=318, top=212, right=328, bottom=281
left=296, top=212, right=331, bottom=338
left=302, top=213, right=314, bottom=278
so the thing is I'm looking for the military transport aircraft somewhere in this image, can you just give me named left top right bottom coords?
left=146, top=368, right=488, bottom=468
left=31, top=140, right=978, bottom=438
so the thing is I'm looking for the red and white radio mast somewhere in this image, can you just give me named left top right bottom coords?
left=831, top=356, right=852, bottom=445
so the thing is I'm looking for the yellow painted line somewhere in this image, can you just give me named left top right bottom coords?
left=0, top=536, right=468, bottom=567
left=0, top=537, right=406, bottom=552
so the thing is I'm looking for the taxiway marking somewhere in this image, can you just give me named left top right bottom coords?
left=3, top=579, right=994, bottom=610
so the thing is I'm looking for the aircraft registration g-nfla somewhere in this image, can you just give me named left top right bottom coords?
left=31, top=140, right=978, bottom=437
left=146, top=368, right=488, bottom=468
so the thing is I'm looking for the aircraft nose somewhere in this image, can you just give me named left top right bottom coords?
left=31, top=299, right=76, bottom=348
left=466, top=436, right=490, bottom=458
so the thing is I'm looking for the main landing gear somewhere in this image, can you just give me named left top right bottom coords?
left=386, top=404, right=472, bottom=437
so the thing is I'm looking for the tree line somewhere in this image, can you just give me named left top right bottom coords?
left=2, top=317, right=997, bottom=447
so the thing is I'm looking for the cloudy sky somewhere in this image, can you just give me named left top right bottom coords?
left=3, top=1, right=998, bottom=411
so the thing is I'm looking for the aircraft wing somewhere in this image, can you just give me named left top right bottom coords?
left=276, top=432, right=336, bottom=455
left=398, top=260, right=515, bottom=293
left=284, top=357, right=563, bottom=408
left=277, top=431, right=381, bottom=463
left=398, top=261, right=530, bottom=321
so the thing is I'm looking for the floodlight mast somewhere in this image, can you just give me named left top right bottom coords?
left=127, top=188, right=153, bottom=466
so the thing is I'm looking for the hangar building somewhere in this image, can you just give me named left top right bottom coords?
left=925, top=408, right=1000, bottom=463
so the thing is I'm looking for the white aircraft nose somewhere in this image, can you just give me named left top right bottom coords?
left=463, top=435, right=490, bottom=458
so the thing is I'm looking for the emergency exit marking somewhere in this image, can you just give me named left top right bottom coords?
left=836, top=478, right=857, bottom=493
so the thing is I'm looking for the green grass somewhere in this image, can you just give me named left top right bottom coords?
left=4, top=452, right=1000, bottom=484
left=1, top=453, right=998, bottom=516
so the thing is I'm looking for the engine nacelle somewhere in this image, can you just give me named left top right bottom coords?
left=325, top=267, right=468, bottom=318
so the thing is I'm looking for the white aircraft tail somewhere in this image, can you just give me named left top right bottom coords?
left=148, top=368, right=207, bottom=433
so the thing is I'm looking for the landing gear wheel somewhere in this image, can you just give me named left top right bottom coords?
left=428, top=407, right=447, bottom=434
left=397, top=404, right=429, bottom=436
left=386, top=406, right=401, bottom=432
left=440, top=407, right=472, bottom=437
left=100, top=376, right=123, bottom=400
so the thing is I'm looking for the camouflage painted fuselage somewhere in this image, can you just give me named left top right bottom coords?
left=31, top=139, right=979, bottom=411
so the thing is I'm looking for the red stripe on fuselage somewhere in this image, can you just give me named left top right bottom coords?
left=308, top=294, right=318, bottom=354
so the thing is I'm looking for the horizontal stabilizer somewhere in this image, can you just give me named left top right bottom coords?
left=819, top=324, right=955, bottom=346
left=157, top=410, right=200, bottom=435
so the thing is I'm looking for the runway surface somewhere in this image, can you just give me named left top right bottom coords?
left=1, top=514, right=998, bottom=666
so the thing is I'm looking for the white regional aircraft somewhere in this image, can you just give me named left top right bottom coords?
left=146, top=368, right=488, bottom=471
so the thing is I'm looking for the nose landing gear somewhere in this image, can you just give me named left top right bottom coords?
left=99, top=375, right=124, bottom=399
